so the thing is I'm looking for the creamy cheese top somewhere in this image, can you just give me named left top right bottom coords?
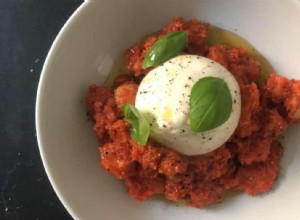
left=135, top=55, right=241, bottom=155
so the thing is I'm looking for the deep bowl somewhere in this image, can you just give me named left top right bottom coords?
left=36, top=0, right=300, bottom=219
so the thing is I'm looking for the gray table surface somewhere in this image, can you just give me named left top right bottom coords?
left=0, top=1, right=84, bottom=219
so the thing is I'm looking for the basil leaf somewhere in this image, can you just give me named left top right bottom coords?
left=122, top=104, right=150, bottom=145
left=189, top=77, right=232, bottom=132
left=142, top=31, right=188, bottom=69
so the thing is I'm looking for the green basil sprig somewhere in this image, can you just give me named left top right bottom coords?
left=122, top=104, right=150, bottom=145
left=189, top=77, right=232, bottom=132
left=142, top=31, right=188, bottom=69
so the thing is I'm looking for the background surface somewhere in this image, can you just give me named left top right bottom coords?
left=0, top=0, right=83, bottom=219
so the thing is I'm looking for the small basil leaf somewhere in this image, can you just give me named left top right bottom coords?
left=189, top=77, right=232, bottom=132
left=122, top=104, right=150, bottom=145
left=142, top=31, right=188, bottom=69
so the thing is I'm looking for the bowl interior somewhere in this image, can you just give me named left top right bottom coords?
left=36, top=0, right=300, bottom=219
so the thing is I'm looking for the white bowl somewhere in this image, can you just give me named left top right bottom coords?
left=36, top=0, right=300, bottom=219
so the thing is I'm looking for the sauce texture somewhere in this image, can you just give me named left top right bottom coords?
left=86, top=17, right=300, bottom=208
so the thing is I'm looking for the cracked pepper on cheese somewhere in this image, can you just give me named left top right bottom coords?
left=86, top=17, right=300, bottom=208
left=136, top=55, right=241, bottom=155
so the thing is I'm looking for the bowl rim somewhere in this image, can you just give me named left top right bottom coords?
left=35, top=1, right=300, bottom=219
left=35, top=2, right=88, bottom=219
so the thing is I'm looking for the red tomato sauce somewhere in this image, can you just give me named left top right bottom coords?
left=86, top=17, right=300, bottom=208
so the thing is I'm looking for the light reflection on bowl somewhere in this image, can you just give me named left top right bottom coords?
left=36, top=1, right=300, bottom=219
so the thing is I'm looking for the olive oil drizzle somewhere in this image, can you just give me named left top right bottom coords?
left=206, top=25, right=274, bottom=82
left=104, top=25, right=274, bottom=86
